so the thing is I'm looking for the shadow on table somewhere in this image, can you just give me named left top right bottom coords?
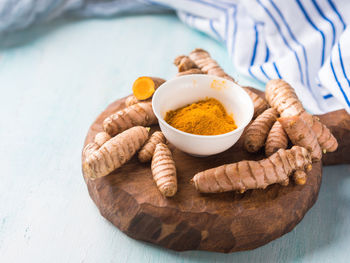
left=0, top=17, right=75, bottom=49
left=0, top=12, right=174, bottom=50
left=152, top=165, right=350, bottom=263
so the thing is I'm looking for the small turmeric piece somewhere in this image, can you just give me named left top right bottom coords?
left=125, top=77, right=165, bottom=106
left=83, top=143, right=99, bottom=161
left=265, top=79, right=309, bottom=121
left=132, top=76, right=165, bottom=100
left=293, top=170, right=307, bottom=185
left=103, top=101, right=157, bottom=136
left=94, top=131, right=111, bottom=147
left=83, top=132, right=111, bottom=159
left=311, top=116, right=338, bottom=152
left=164, top=98, right=237, bottom=135
left=125, top=95, right=151, bottom=107
left=177, top=68, right=203, bottom=76
left=265, top=121, right=288, bottom=156
left=266, top=79, right=338, bottom=153
left=174, top=55, right=186, bottom=67
left=174, top=55, right=198, bottom=72
left=83, top=126, right=149, bottom=180
left=244, top=108, right=278, bottom=153
left=192, top=146, right=312, bottom=193
left=189, top=48, right=235, bottom=81
left=151, top=143, right=177, bottom=197
left=188, top=48, right=269, bottom=118
left=138, top=131, right=166, bottom=163
left=243, top=87, right=270, bottom=118
left=279, top=116, right=322, bottom=161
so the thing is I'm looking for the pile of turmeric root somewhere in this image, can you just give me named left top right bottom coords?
left=193, top=78, right=338, bottom=193
left=82, top=76, right=178, bottom=197
left=82, top=48, right=338, bottom=197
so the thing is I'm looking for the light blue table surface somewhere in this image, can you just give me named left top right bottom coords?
left=0, top=14, right=349, bottom=263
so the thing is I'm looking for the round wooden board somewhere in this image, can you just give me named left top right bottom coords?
left=82, top=95, right=323, bottom=253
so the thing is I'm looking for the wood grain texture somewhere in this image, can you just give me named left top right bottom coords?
left=82, top=94, right=326, bottom=253
left=318, top=110, right=350, bottom=165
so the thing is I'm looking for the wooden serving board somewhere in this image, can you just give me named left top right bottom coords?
left=82, top=88, right=350, bottom=253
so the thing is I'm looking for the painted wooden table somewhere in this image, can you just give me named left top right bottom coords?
left=0, top=14, right=349, bottom=263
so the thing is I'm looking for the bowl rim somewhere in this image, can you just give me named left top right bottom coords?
left=152, top=74, right=254, bottom=139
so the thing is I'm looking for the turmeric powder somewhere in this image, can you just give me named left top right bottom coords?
left=188, top=48, right=269, bottom=118
left=164, top=98, right=237, bottom=135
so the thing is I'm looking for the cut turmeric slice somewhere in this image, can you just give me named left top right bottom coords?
left=132, top=77, right=157, bottom=100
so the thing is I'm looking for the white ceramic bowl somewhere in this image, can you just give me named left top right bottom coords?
left=152, top=74, right=254, bottom=156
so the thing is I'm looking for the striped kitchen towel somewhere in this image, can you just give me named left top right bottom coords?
left=1, top=0, right=349, bottom=114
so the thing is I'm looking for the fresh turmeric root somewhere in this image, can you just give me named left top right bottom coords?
left=83, top=126, right=149, bottom=180
left=151, top=143, right=177, bottom=197
left=103, top=101, right=157, bottom=136
left=279, top=116, right=322, bottom=161
left=265, top=121, right=288, bottom=156
left=174, top=55, right=186, bottom=67
left=138, top=131, right=166, bottom=163
left=189, top=48, right=235, bottom=81
left=83, top=143, right=99, bottom=161
left=174, top=55, right=203, bottom=76
left=174, top=55, right=198, bottom=72
left=266, top=79, right=309, bottom=120
left=266, top=79, right=338, bottom=152
left=311, top=116, right=338, bottom=152
left=293, top=170, right=307, bottom=185
left=192, top=146, right=312, bottom=193
left=243, top=87, right=270, bottom=118
left=244, top=108, right=278, bottom=153
left=83, top=132, right=111, bottom=159
left=188, top=48, right=269, bottom=118
left=125, top=95, right=151, bottom=107
left=177, top=68, right=203, bottom=76
left=94, top=131, right=111, bottom=147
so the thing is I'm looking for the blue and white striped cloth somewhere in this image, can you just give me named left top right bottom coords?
left=1, top=0, right=349, bottom=114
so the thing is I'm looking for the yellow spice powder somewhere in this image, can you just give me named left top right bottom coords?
left=164, top=98, right=237, bottom=135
